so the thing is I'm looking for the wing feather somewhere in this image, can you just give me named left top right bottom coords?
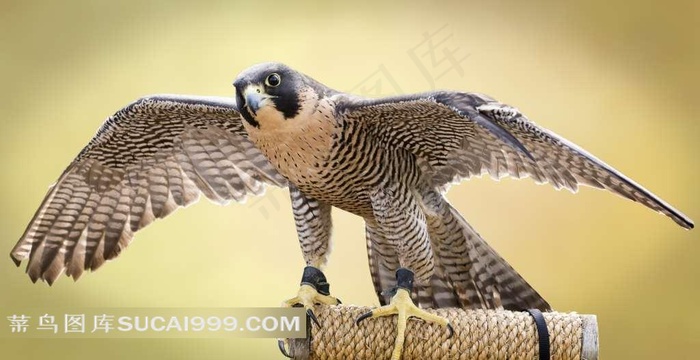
left=338, top=91, right=693, bottom=229
left=11, top=95, right=287, bottom=284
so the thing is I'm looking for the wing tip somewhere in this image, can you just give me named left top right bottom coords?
left=28, top=273, right=39, bottom=284
left=665, top=207, right=694, bottom=230
left=680, top=218, right=694, bottom=230
left=10, top=253, right=22, bottom=267
left=27, top=273, right=56, bottom=286
left=11, top=251, right=78, bottom=285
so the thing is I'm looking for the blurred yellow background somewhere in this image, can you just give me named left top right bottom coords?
left=1, top=0, right=698, bottom=358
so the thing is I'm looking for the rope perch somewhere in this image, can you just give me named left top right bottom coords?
left=287, top=305, right=598, bottom=360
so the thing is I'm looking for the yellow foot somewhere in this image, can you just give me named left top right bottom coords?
left=278, top=284, right=341, bottom=358
left=278, top=266, right=341, bottom=358
left=356, top=288, right=453, bottom=360
left=283, top=284, right=341, bottom=327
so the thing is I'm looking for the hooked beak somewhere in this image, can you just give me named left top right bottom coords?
left=242, top=85, right=264, bottom=115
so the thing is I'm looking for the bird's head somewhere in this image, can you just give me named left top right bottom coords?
left=233, top=62, right=333, bottom=131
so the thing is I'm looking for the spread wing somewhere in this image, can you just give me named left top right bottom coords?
left=337, top=91, right=693, bottom=229
left=10, top=95, right=287, bottom=284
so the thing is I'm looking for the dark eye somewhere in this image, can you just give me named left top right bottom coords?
left=265, top=73, right=281, bottom=87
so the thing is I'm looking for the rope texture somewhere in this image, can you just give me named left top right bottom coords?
left=289, top=306, right=585, bottom=360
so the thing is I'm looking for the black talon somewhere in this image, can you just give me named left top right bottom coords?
left=355, top=311, right=373, bottom=325
left=447, top=323, right=454, bottom=339
left=306, top=309, right=321, bottom=328
left=278, top=339, right=293, bottom=358
left=336, top=298, right=342, bottom=305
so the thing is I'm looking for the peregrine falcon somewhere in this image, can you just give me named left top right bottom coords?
left=11, top=62, right=693, bottom=360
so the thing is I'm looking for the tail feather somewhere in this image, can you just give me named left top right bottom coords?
left=364, top=196, right=550, bottom=311
left=365, top=225, right=394, bottom=306
left=437, top=201, right=550, bottom=311
left=365, top=224, right=460, bottom=308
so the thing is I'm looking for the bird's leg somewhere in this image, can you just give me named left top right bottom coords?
left=279, top=266, right=340, bottom=357
left=356, top=268, right=453, bottom=360
left=283, top=266, right=341, bottom=327
left=284, top=187, right=339, bottom=324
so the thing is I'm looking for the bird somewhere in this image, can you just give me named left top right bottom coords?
left=11, top=62, right=693, bottom=360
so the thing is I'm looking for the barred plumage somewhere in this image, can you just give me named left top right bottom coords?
left=13, top=62, right=693, bottom=360
left=231, top=63, right=692, bottom=313
left=11, top=95, right=286, bottom=284
left=290, top=184, right=333, bottom=268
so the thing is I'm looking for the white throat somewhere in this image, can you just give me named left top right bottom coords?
left=243, top=93, right=338, bottom=184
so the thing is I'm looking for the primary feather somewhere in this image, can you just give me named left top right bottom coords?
left=10, top=95, right=286, bottom=284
